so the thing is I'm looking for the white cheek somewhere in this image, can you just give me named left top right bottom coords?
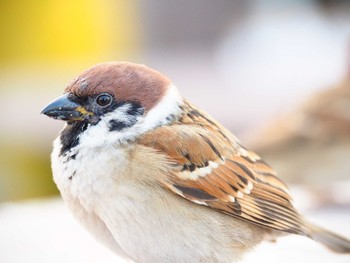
left=78, top=84, right=183, bottom=148
left=140, top=84, right=183, bottom=132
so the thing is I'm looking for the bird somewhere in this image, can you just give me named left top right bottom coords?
left=42, top=62, right=350, bottom=263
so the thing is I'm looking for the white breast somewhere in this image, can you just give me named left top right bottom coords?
left=51, top=132, right=130, bottom=210
left=51, top=133, right=135, bottom=259
left=51, top=136, right=264, bottom=263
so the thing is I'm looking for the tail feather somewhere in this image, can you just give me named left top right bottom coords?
left=305, top=221, right=350, bottom=254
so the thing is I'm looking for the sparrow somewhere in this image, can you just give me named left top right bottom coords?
left=42, top=62, right=350, bottom=263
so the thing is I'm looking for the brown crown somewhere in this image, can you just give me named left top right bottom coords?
left=65, top=62, right=172, bottom=111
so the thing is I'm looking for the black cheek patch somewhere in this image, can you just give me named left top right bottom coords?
left=109, top=119, right=135, bottom=131
left=127, top=103, right=145, bottom=116
left=108, top=102, right=144, bottom=132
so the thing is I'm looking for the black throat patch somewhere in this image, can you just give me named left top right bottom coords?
left=59, top=122, right=88, bottom=156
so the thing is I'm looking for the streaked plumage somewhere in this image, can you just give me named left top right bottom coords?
left=42, top=62, right=350, bottom=262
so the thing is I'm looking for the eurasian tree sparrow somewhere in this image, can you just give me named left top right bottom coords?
left=42, top=62, right=350, bottom=262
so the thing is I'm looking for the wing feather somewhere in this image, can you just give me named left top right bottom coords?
left=139, top=102, right=308, bottom=235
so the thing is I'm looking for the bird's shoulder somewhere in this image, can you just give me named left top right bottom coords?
left=138, top=101, right=308, bottom=235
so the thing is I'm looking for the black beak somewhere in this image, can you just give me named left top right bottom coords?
left=41, top=94, right=93, bottom=121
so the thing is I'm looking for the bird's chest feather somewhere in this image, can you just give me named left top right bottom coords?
left=51, top=135, right=131, bottom=212
left=50, top=133, right=258, bottom=263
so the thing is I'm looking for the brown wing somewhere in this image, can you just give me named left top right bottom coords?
left=139, top=102, right=308, bottom=236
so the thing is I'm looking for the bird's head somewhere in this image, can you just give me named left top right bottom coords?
left=42, top=62, right=183, bottom=150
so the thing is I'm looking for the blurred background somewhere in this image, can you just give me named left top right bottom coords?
left=1, top=0, right=350, bottom=262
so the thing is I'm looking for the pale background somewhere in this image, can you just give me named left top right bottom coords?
left=0, top=0, right=350, bottom=262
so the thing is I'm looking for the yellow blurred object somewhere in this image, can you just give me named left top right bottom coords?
left=0, top=140, right=57, bottom=201
left=0, top=0, right=139, bottom=65
left=0, top=0, right=140, bottom=202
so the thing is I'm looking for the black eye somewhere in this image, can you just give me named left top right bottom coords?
left=96, top=93, right=112, bottom=107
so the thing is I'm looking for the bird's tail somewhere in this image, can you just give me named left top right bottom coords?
left=305, top=221, right=350, bottom=253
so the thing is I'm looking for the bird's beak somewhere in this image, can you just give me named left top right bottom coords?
left=41, top=94, right=93, bottom=121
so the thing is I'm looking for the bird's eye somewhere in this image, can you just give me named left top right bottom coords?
left=96, top=93, right=112, bottom=107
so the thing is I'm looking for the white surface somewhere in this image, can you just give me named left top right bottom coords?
left=0, top=199, right=127, bottom=263
left=0, top=198, right=349, bottom=262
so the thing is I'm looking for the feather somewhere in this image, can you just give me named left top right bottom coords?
left=140, top=102, right=308, bottom=235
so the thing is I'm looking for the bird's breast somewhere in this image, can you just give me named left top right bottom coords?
left=51, top=135, right=131, bottom=212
